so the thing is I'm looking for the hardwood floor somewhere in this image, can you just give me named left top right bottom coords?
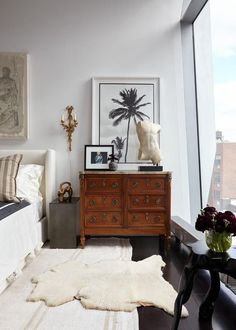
left=130, top=236, right=236, bottom=330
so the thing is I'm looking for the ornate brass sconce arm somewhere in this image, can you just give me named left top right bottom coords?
left=61, top=105, right=78, bottom=151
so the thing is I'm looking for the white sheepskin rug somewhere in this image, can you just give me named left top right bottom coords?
left=28, top=255, right=188, bottom=317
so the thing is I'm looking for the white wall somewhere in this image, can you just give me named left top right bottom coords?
left=0, top=0, right=190, bottom=220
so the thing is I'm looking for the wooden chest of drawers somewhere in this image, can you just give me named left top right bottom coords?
left=79, top=171, right=171, bottom=248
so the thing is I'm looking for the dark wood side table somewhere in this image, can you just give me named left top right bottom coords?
left=49, top=197, right=79, bottom=248
left=172, top=240, right=236, bottom=330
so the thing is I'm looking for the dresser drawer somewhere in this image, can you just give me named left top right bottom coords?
left=128, top=212, right=165, bottom=227
left=127, top=177, right=165, bottom=193
left=128, top=194, right=165, bottom=209
left=85, top=195, right=122, bottom=210
left=85, top=177, right=121, bottom=192
left=85, top=212, right=123, bottom=227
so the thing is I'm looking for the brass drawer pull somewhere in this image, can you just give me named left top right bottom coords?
left=156, top=198, right=161, bottom=205
left=89, top=199, right=96, bottom=206
left=112, top=182, right=119, bottom=189
left=132, top=181, right=138, bottom=188
left=89, top=216, right=96, bottom=224
left=112, top=199, right=118, bottom=206
left=155, top=182, right=161, bottom=189
left=89, top=182, right=96, bottom=188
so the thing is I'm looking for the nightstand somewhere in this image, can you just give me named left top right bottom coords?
left=49, top=197, right=80, bottom=248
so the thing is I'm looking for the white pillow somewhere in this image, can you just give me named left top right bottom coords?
left=16, top=164, right=44, bottom=203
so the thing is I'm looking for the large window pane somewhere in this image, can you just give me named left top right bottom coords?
left=193, top=2, right=216, bottom=208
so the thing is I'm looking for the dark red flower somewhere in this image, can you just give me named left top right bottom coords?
left=214, top=213, right=226, bottom=233
left=195, top=214, right=213, bottom=232
left=203, top=206, right=217, bottom=215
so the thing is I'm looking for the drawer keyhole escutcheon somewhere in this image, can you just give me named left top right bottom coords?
left=112, top=199, right=117, bottom=206
left=112, top=182, right=119, bottom=189
left=133, top=198, right=139, bottom=205
left=112, top=216, right=118, bottom=223
left=144, top=179, right=150, bottom=187
left=145, top=195, right=150, bottom=204
left=154, top=216, right=161, bottom=223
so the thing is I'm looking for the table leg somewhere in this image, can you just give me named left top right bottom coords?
left=172, top=265, right=197, bottom=330
left=199, top=270, right=220, bottom=320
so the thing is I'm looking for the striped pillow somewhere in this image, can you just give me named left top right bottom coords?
left=0, top=154, right=23, bottom=203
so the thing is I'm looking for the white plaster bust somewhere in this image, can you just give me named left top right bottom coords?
left=136, top=120, right=162, bottom=165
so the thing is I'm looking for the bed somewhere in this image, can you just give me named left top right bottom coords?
left=0, top=149, right=56, bottom=294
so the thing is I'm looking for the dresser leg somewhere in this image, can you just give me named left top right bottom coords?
left=80, top=235, right=85, bottom=248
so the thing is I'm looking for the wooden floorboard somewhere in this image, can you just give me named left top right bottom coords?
left=130, top=236, right=236, bottom=330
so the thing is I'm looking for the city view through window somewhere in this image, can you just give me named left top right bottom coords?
left=208, top=0, right=236, bottom=212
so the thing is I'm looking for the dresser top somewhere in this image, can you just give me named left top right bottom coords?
left=79, top=170, right=171, bottom=175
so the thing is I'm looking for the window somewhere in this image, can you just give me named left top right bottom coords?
left=193, top=0, right=236, bottom=213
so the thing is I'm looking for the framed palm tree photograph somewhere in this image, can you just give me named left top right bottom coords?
left=92, top=77, right=160, bottom=169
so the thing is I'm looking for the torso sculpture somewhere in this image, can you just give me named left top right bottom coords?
left=136, top=120, right=162, bottom=165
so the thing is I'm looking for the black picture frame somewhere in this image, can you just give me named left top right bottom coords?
left=84, top=145, right=114, bottom=170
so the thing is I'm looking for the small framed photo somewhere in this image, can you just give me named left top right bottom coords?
left=84, top=145, right=114, bottom=170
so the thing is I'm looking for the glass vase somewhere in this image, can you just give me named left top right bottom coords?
left=205, top=230, right=232, bottom=252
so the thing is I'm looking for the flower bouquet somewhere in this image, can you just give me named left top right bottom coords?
left=195, top=206, right=236, bottom=252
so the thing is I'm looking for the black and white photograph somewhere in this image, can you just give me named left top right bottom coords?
left=84, top=144, right=114, bottom=170
left=0, top=53, right=28, bottom=139
left=92, top=77, right=160, bottom=168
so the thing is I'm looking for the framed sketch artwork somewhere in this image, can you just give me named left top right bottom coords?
left=0, top=53, right=28, bottom=140
left=92, top=77, right=160, bottom=169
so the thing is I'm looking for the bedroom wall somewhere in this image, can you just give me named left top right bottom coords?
left=0, top=0, right=191, bottom=221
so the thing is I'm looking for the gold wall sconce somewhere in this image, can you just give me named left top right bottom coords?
left=61, top=105, right=78, bottom=151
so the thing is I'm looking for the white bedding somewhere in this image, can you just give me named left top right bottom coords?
left=0, top=149, right=56, bottom=295
left=0, top=201, right=44, bottom=294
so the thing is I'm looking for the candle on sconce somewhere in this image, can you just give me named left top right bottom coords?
left=74, top=113, right=77, bottom=121
left=61, top=114, right=65, bottom=121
